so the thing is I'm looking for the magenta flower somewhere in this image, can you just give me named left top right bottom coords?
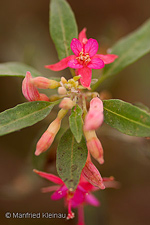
left=46, top=28, right=118, bottom=89
left=33, top=169, right=118, bottom=224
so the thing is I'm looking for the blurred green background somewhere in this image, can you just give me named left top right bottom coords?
left=0, top=0, right=150, bottom=225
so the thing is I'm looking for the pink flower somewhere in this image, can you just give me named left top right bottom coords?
left=45, top=28, right=118, bottom=89
left=33, top=169, right=117, bottom=223
left=84, top=97, right=104, bottom=131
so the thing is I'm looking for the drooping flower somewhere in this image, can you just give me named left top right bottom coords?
left=33, top=169, right=118, bottom=224
left=84, top=97, right=104, bottom=131
left=45, top=28, right=118, bottom=89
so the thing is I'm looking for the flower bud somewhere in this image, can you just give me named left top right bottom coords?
left=84, top=110, right=103, bottom=131
left=32, top=77, right=60, bottom=89
left=22, top=71, right=40, bottom=101
left=22, top=71, right=49, bottom=102
left=84, top=97, right=104, bottom=131
left=61, top=76, right=68, bottom=84
left=84, top=130, right=104, bottom=164
left=90, top=97, right=103, bottom=111
left=58, top=87, right=67, bottom=95
left=35, top=117, right=61, bottom=156
left=82, top=158, right=105, bottom=189
left=59, top=98, right=75, bottom=110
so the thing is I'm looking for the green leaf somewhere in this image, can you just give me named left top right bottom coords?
left=69, top=105, right=83, bottom=143
left=92, top=19, right=150, bottom=90
left=0, top=62, right=41, bottom=77
left=50, top=0, right=78, bottom=60
left=0, top=101, right=59, bottom=136
left=103, top=99, right=150, bottom=137
left=56, top=129, right=88, bottom=191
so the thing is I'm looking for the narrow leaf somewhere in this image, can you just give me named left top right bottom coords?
left=57, top=129, right=88, bottom=191
left=0, top=101, right=59, bottom=136
left=69, top=105, right=83, bottom=143
left=50, top=0, right=78, bottom=60
left=103, top=99, right=150, bottom=137
left=0, top=62, right=41, bottom=77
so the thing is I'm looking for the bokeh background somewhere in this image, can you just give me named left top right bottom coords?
left=0, top=0, right=150, bottom=225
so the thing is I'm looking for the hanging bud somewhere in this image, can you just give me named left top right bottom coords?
left=84, top=130, right=104, bottom=164
left=22, top=71, right=40, bottom=101
left=90, top=97, right=103, bottom=111
left=35, top=117, right=61, bottom=156
left=59, top=98, right=75, bottom=110
left=35, top=109, right=68, bottom=156
left=32, top=77, right=60, bottom=89
left=22, top=71, right=49, bottom=102
left=84, top=97, right=103, bottom=131
left=82, top=153, right=105, bottom=189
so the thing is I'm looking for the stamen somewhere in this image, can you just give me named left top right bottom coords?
left=76, top=50, right=91, bottom=65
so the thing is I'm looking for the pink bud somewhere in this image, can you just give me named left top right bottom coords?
left=32, top=77, right=60, bottom=89
left=90, top=97, right=103, bottom=111
left=58, top=87, right=67, bottom=95
left=82, top=159, right=105, bottom=189
left=22, top=72, right=49, bottom=102
left=39, top=93, right=49, bottom=101
left=35, top=117, right=61, bottom=156
left=84, top=97, right=104, bottom=131
left=22, top=71, right=40, bottom=101
left=84, top=130, right=104, bottom=164
left=59, top=98, right=75, bottom=110
left=84, top=110, right=103, bottom=131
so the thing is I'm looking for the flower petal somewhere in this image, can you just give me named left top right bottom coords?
left=85, top=193, right=100, bottom=206
left=78, top=67, right=92, bottom=89
left=51, top=185, right=68, bottom=200
left=84, top=38, right=99, bottom=57
left=95, top=54, right=118, bottom=64
left=71, top=186, right=86, bottom=208
left=68, top=59, right=83, bottom=69
left=33, top=169, right=63, bottom=185
left=71, top=38, right=82, bottom=56
left=78, top=28, right=88, bottom=45
left=45, top=55, right=75, bottom=71
left=88, top=57, right=104, bottom=69
left=87, top=58, right=105, bottom=69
